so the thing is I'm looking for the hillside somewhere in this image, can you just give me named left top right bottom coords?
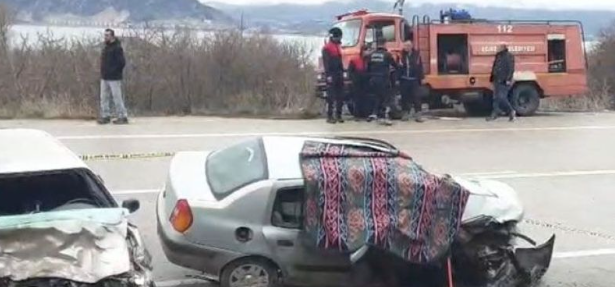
left=3, top=0, right=232, bottom=25
left=207, top=0, right=615, bottom=38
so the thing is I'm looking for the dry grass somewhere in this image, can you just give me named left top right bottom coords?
left=2, top=2, right=614, bottom=118
left=0, top=4, right=317, bottom=119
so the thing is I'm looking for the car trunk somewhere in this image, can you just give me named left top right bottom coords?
left=0, top=208, right=131, bottom=283
left=162, top=151, right=215, bottom=222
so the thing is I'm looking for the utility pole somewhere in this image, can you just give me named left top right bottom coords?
left=239, top=11, right=245, bottom=37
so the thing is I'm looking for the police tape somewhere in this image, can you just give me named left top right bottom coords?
left=79, top=151, right=176, bottom=161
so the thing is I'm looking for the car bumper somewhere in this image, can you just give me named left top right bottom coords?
left=156, top=193, right=242, bottom=282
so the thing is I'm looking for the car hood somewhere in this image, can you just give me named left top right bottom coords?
left=0, top=208, right=131, bottom=283
left=454, top=176, right=525, bottom=224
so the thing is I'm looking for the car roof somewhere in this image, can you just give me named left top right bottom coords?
left=261, top=136, right=398, bottom=180
left=0, top=129, right=87, bottom=174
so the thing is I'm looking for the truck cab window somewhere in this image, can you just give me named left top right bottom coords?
left=272, top=187, right=304, bottom=229
left=402, top=22, right=413, bottom=42
left=365, top=21, right=397, bottom=44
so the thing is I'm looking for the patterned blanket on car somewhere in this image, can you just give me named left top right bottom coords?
left=300, top=141, right=470, bottom=264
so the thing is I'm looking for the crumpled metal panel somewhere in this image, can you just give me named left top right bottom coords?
left=0, top=208, right=131, bottom=283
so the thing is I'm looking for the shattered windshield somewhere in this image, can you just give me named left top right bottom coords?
left=333, top=19, right=362, bottom=47
left=206, top=138, right=268, bottom=199
left=0, top=169, right=112, bottom=216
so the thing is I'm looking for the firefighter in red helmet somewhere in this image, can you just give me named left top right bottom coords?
left=322, top=27, right=345, bottom=124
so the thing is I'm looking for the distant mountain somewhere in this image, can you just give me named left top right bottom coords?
left=207, top=0, right=615, bottom=38
left=3, top=0, right=232, bottom=25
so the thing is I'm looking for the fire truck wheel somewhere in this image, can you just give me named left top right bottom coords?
left=511, top=84, right=540, bottom=116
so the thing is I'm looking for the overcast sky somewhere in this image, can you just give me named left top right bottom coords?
left=205, top=0, right=615, bottom=11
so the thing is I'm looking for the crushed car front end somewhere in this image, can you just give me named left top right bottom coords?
left=0, top=208, right=154, bottom=287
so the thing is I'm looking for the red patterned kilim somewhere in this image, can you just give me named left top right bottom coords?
left=370, top=157, right=390, bottom=246
left=301, top=141, right=470, bottom=264
left=321, top=156, right=343, bottom=249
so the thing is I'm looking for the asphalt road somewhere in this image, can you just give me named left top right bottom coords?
left=2, top=112, right=615, bottom=287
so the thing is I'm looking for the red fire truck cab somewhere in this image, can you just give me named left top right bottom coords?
left=316, top=10, right=589, bottom=116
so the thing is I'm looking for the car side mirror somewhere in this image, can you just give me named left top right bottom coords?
left=122, top=199, right=140, bottom=213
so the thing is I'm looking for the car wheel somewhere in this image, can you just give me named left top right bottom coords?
left=510, top=84, right=540, bottom=116
left=220, top=258, right=280, bottom=287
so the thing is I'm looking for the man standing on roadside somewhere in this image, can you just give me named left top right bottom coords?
left=322, top=27, right=345, bottom=124
left=99, top=28, right=129, bottom=125
left=488, top=43, right=516, bottom=122
left=399, top=40, right=425, bottom=123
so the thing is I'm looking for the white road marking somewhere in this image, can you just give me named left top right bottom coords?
left=155, top=279, right=208, bottom=287
left=458, top=171, right=518, bottom=176
left=479, top=169, right=615, bottom=179
left=553, top=249, right=615, bottom=259
left=113, top=189, right=160, bottom=195
left=56, top=125, right=615, bottom=140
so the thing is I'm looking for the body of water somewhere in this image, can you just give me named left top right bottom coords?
left=9, top=24, right=326, bottom=63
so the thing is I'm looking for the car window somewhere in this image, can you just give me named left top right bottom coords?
left=271, top=187, right=304, bottom=229
left=0, top=169, right=111, bottom=216
left=365, top=20, right=397, bottom=44
left=333, top=19, right=362, bottom=47
left=206, top=138, right=268, bottom=199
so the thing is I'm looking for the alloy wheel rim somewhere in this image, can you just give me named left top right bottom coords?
left=229, top=264, right=270, bottom=287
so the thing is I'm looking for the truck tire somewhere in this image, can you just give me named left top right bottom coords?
left=463, top=100, right=492, bottom=117
left=511, top=84, right=540, bottom=116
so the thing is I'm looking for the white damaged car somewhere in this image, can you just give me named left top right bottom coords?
left=0, top=129, right=153, bottom=287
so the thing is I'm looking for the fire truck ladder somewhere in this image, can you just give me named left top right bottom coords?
left=412, top=15, right=432, bottom=74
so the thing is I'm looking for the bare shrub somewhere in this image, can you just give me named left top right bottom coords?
left=0, top=13, right=317, bottom=118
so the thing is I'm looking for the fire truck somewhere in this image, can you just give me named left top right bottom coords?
left=316, top=8, right=589, bottom=117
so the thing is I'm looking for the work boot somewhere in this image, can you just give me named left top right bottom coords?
left=414, top=113, right=425, bottom=123
left=113, top=118, right=129, bottom=125
left=327, top=117, right=337, bottom=124
left=337, top=117, right=345, bottom=123
left=97, top=117, right=111, bottom=125
left=486, top=114, right=499, bottom=122
left=509, top=110, right=517, bottom=122
left=378, top=118, right=393, bottom=126
left=400, top=112, right=410, bottom=122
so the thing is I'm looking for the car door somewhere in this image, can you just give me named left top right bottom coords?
left=262, top=179, right=353, bottom=286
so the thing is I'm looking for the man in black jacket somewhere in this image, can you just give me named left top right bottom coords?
left=399, top=41, right=425, bottom=123
left=99, top=28, right=128, bottom=125
left=489, top=44, right=516, bottom=122
left=367, top=38, right=398, bottom=126
left=322, top=27, right=345, bottom=124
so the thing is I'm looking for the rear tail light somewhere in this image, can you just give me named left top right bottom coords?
left=170, top=199, right=193, bottom=233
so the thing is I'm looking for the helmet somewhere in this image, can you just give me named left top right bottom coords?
left=329, top=27, right=343, bottom=38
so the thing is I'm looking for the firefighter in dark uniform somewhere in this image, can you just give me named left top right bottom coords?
left=489, top=43, right=517, bottom=122
left=367, top=38, right=398, bottom=126
left=399, top=40, right=426, bottom=123
left=322, top=27, right=345, bottom=124
left=348, top=45, right=371, bottom=120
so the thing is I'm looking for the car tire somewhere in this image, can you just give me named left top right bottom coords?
left=510, top=84, right=540, bottom=116
left=220, top=258, right=280, bottom=287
